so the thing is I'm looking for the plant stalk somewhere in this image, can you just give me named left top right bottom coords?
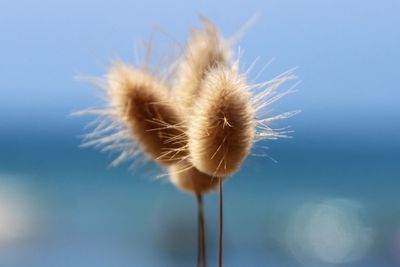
left=218, top=177, right=223, bottom=267
left=196, top=193, right=207, bottom=267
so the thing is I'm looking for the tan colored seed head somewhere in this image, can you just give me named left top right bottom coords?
left=169, top=161, right=219, bottom=194
left=107, top=62, right=186, bottom=165
left=174, top=17, right=231, bottom=111
left=187, top=65, right=255, bottom=177
left=167, top=18, right=232, bottom=192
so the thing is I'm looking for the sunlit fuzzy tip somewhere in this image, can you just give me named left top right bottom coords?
left=106, top=62, right=187, bottom=166
left=169, top=160, right=220, bottom=195
left=187, top=65, right=255, bottom=177
left=174, top=17, right=231, bottom=111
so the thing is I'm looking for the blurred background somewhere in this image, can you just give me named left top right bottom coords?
left=1, top=0, right=399, bottom=266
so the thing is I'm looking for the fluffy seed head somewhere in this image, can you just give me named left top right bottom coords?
left=107, top=62, right=186, bottom=165
left=174, top=18, right=231, bottom=111
left=169, top=161, right=219, bottom=194
left=187, top=65, right=255, bottom=177
left=78, top=19, right=298, bottom=184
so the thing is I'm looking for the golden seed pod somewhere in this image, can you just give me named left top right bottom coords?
left=174, top=17, right=231, bottom=111
left=168, top=18, right=230, bottom=193
left=107, top=62, right=186, bottom=166
left=187, top=65, right=255, bottom=177
left=169, top=161, right=219, bottom=194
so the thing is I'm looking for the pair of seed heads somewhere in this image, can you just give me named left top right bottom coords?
left=80, top=18, right=298, bottom=195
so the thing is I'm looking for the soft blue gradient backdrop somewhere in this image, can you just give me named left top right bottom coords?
left=0, top=0, right=399, bottom=266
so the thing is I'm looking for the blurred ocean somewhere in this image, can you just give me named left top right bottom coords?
left=0, top=120, right=399, bottom=267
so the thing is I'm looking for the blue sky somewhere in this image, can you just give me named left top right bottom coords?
left=0, top=0, right=399, bottom=144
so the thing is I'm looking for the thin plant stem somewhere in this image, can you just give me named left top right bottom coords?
left=196, top=193, right=207, bottom=267
left=200, top=195, right=207, bottom=267
left=197, top=196, right=201, bottom=267
left=196, top=194, right=202, bottom=267
left=218, top=177, right=223, bottom=267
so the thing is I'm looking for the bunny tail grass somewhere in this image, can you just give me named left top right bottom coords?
left=168, top=160, right=219, bottom=194
left=105, top=62, right=187, bottom=166
left=188, top=64, right=254, bottom=177
left=174, top=17, right=231, bottom=111
left=76, top=17, right=298, bottom=267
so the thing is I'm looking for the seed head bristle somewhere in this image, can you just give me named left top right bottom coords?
left=75, top=105, right=140, bottom=167
left=251, top=69, right=300, bottom=142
